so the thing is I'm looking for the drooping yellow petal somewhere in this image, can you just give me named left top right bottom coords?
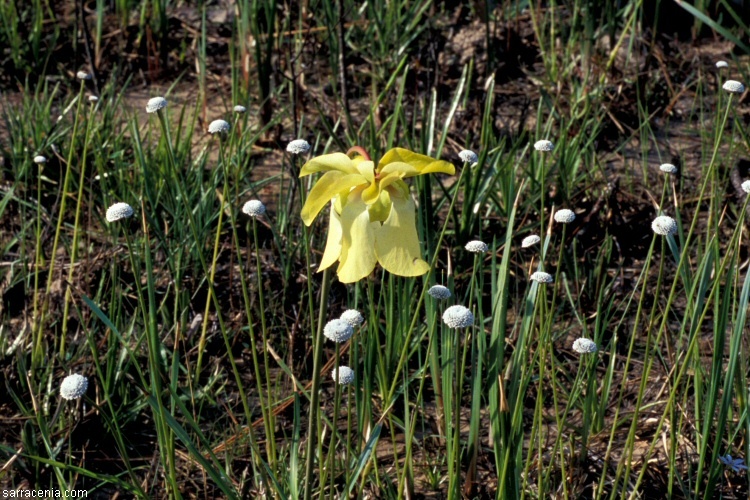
left=378, top=148, right=456, bottom=177
left=318, top=203, right=343, bottom=272
left=337, top=193, right=379, bottom=283
left=374, top=193, right=430, bottom=277
left=300, top=153, right=359, bottom=177
left=300, top=171, right=367, bottom=226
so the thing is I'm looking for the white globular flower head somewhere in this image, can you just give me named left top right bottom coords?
left=60, top=374, right=88, bottom=400
left=534, top=140, right=554, bottom=152
left=233, top=105, right=247, bottom=114
left=286, top=139, right=311, bottom=155
left=76, top=71, right=92, bottom=81
left=530, top=271, right=554, bottom=284
left=428, top=285, right=452, bottom=300
left=332, top=366, right=355, bottom=385
left=742, top=181, right=750, bottom=194
left=465, top=240, right=488, bottom=253
left=208, top=119, right=231, bottom=135
left=442, top=305, right=474, bottom=328
left=651, top=215, right=677, bottom=236
left=340, top=309, right=364, bottom=328
left=242, top=200, right=266, bottom=217
left=88, top=95, right=99, bottom=103
left=521, top=234, right=541, bottom=248
left=554, top=209, right=576, bottom=224
left=458, top=149, right=478, bottom=165
left=572, top=338, right=598, bottom=354
left=659, top=163, right=677, bottom=174
left=323, top=319, right=354, bottom=343
left=716, top=60, right=729, bottom=69
left=106, top=202, right=134, bottom=222
left=146, top=96, right=167, bottom=113
left=33, top=155, right=47, bottom=164
left=723, top=80, right=746, bottom=94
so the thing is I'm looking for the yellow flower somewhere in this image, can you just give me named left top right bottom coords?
left=300, top=147, right=455, bottom=283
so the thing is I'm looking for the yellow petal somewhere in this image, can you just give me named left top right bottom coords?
left=383, top=175, right=409, bottom=197
left=355, top=160, right=375, bottom=184
left=357, top=160, right=379, bottom=205
left=361, top=181, right=380, bottom=205
left=374, top=193, right=430, bottom=277
left=379, top=160, right=456, bottom=178
left=318, top=203, right=343, bottom=271
left=361, top=171, right=402, bottom=206
left=337, top=193, right=379, bottom=283
left=300, top=153, right=359, bottom=177
left=378, top=148, right=456, bottom=177
left=367, top=189, right=391, bottom=222
left=378, top=161, right=420, bottom=177
left=300, top=171, right=367, bottom=226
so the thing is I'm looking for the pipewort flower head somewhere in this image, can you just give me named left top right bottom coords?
left=287, top=139, right=311, bottom=155
left=233, top=105, right=247, bottom=114
left=242, top=200, right=266, bottom=217
left=340, top=309, right=364, bottom=328
left=208, top=119, right=230, bottom=135
left=659, top=163, right=677, bottom=174
left=332, top=366, right=355, bottom=385
left=146, top=96, right=167, bottom=113
left=323, top=319, right=354, bottom=343
left=554, top=209, right=576, bottom=224
left=76, top=71, right=92, bottom=81
left=60, top=374, right=88, bottom=400
left=572, top=338, right=598, bottom=354
left=442, top=305, right=474, bottom=328
left=34, top=155, right=47, bottom=164
left=530, top=271, right=554, bottom=284
left=716, top=60, right=729, bottom=69
left=723, top=80, right=745, bottom=94
left=106, top=202, right=134, bottom=222
left=458, top=149, right=478, bottom=165
left=651, top=215, right=677, bottom=236
left=534, top=140, right=554, bottom=152
left=465, top=240, right=488, bottom=253
left=521, top=234, right=541, bottom=248
left=428, top=285, right=451, bottom=300
left=742, top=181, right=750, bottom=194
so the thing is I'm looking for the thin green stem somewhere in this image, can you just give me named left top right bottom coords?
left=303, top=267, right=332, bottom=500
left=35, top=84, right=85, bottom=367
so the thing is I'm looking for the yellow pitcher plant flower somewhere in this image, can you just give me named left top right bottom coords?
left=300, top=147, right=455, bottom=283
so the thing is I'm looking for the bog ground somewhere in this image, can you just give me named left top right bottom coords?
left=1, top=1, right=750, bottom=499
